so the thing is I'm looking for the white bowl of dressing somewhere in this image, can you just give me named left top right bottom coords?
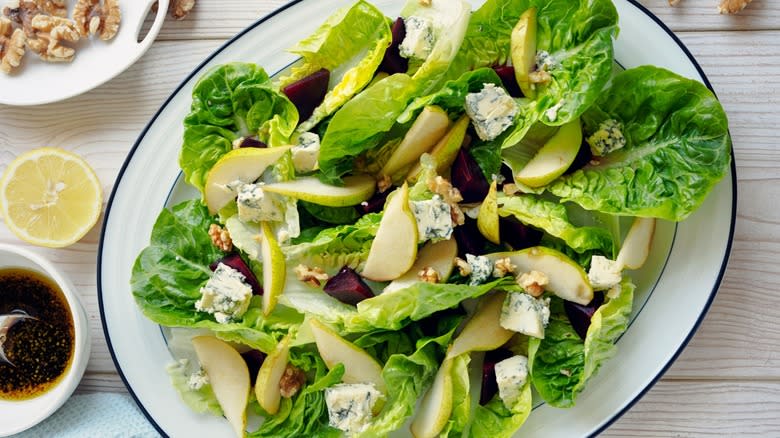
left=0, top=243, right=91, bottom=437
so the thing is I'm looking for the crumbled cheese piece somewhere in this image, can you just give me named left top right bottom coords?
left=500, top=292, right=551, bottom=339
left=464, top=83, right=519, bottom=141
left=465, top=253, right=493, bottom=286
left=291, top=132, right=320, bottom=173
left=587, top=119, right=627, bottom=156
left=325, top=383, right=382, bottom=434
left=535, top=50, right=559, bottom=72
left=544, top=100, right=564, bottom=121
left=588, top=256, right=622, bottom=290
left=195, top=263, right=253, bottom=324
left=399, top=16, right=435, bottom=60
left=187, top=368, right=209, bottom=390
left=495, top=355, right=529, bottom=408
left=516, top=270, right=549, bottom=297
left=236, top=183, right=284, bottom=223
left=410, top=195, right=454, bottom=241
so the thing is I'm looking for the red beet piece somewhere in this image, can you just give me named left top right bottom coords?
left=324, top=266, right=374, bottom=306
left=241, top=349, right=267, bottom=386
left=454, top=217, right=488, bottom=258
left=492, top=65, right=524, bottom=98
left=564, top=292, right=606, bottom=340
left=356, top=188, right=391, bottom=215
left=209, top=253, right=263, bottom=296
left=480, top=348, right=514, bottom=405
left=379, top=18, right=409, bottom=75
left=239, top=137, right=268, bottom=148
left=283, top=68, right=330, bottom=122
left=451, top=148, right=490, bottom=203
left=499, top=217, right=543, bottom=251
left=563, top=137, right=593, bottom=175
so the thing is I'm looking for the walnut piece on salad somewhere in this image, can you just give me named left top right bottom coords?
left=0, top=16, right=25, bottom=73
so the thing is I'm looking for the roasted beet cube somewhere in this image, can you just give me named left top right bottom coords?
left=451, top=148, right=490, bottom=203
left=209, top=253, right=263, bottom=296
left=499, top=217, right=543, bottom=251
left=564, top=292, right=606, bottom=340
left=492, top=65, right=523, bottom=98
left=238, top=137, right=268, bottom=148
left=379, top=18, right=409, bottom=75
left=564, top=136, right=594, bottom=175
left=454, top=217, right=488, bottom=258
left=324, top=266, right=374, bottom=305
left=283, top=68, right=330, bottom=122
left=241, top=349, right=267, bottom=386
left=355, top=188, right=391, bottom=215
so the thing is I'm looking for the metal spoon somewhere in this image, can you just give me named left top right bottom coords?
left=0, top=310, right=36, bottom=366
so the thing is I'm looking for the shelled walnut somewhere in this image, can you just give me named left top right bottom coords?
left=153, top=0, right=195, bottom=21
left=27, top=14, right=79, bottom=62
left=0, top=16, right=25, bottom=73
left=669, top=0, right=753, bottom=14
left=72, top=0, right=120, bottom=40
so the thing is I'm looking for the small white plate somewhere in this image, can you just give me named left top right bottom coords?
left=0, top=0, right=168, bottom=106
left=98, top=1, right=736, bottom=436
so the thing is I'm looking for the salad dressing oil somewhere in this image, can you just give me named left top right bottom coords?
left=0, top=268, right=74, bottom=401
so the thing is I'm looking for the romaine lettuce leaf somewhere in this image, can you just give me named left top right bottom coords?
left=166, top=359, right=222, bottom=416
left=279, top=1, right=392, bottom=132
left=528, top=278, right=635, bottom=407
left=440, top=353, right=472, bottom=437
left=180, top=63, right=298, bottom=192
left=468, top=382, right=532, bottom=438
left=548, top=66, right=732, bottom=221
left=498, top=194, right=616, bottom=257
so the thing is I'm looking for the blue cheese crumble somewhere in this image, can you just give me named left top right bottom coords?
left=535, top=50, right=559, bottom=72
left=325, top=383, right=382, bottom=434
left=587, top=119, right=627, bottom=156
left=465, top=253, right=493, bottom=286
left=495, top=355, right=529, bottom=408
left=195, top=263, right=253, bottom=324
left=500, top=292, right=551, bottom=339
left=291, top=132, right=320, bottom=173
left=410, top=195, right=454, bottom=242
left=236, top=183, right=284, bottom=223
left=588, top=255, right=622, bottom=290
left=399, top=16, right=435, bottom=60
left=464, top=83, right=519, bottom=141
left=187, top=368, right=209, bottom=390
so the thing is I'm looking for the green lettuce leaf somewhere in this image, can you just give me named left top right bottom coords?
left=180, top=63, right=298, bottom=192
left=498, top=194, right=616, bottom=256
left=440, top=353, right=472, bottom=437
left=548, top=66, right=732, bottom=221
left=528, top=278, right=635, bottom=407
left=299, top=201, right=361, bottom=225
left=166, top=360, right=222, bottom=416
left=468, top=382, right=532, bottom=438
left=279, top=1, right=392, bottom=132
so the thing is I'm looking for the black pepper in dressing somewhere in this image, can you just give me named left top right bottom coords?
left=0, top=268, right=74, bottom=400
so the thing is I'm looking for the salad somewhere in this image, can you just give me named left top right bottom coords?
left=131, top=0, right=732, bottom=437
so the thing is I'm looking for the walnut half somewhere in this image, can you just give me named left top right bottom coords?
left=27, top=14, right=79, bottom=62
left=73, top=0, right=120, bottom=41
left=0, top=16, right=26, bottom=73
left=152, top=0, right=196, bottom=21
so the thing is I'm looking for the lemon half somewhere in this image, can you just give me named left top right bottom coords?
left=1, top=148, right=103, bottom=248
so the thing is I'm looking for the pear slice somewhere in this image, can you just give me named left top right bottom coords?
left=447, top=292, right=514, bottom=359
left=261, top=175, right=376, bottom=207
left=406, top=115, right=469, bottom=183
left=410, top=357, right=454, bottom=438
left=361, top=184, right=418, bottom=281
left=487, top=246, right=593, bottom=305
left=309, top=319, right=386, bottom=394
left=254, top=335, right=291, bottom=415
left=384, top=238, right=458, bottom=294
left=191, top=336, right=250, bottom=438
left=511, top=8, right=538, bottom=99
left=616, top=217, right=656, bottom=270
left=204, top=146, right=292, bottom=214
left=381, top=106, right=450, bottom=178
left=515, top=118, right=583, bottom=188
left=260, top=222, right=285, bottom=315
left=477, top=181, right=500, bottom=244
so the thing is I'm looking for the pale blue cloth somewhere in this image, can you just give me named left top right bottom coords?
left=14, top=393, right=160, bottom=438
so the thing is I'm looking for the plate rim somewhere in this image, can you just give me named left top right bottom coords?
left=97, top=1, right=738, bottom=436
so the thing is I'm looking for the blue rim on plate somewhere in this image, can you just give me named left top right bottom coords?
left=97, top=1, right=737, bottom=436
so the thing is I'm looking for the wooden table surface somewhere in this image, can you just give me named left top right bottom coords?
left=1, top=0, right=778, bottom=436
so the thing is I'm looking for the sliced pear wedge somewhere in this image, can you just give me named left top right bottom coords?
left=260, top=222, right=285, bottom=315
left=261, top=175, right=376, bottom=207
left=309, top=319, right=386, bottom=394
left=511, top=8, right=538, bottom=99
left=410, top=357, right=454, bottom=438
left=381, top=106, right=450, bottom=178
left=447, top=292, right=514, bottom=359
left=487, top=246, right=593, bottom=305
left=407, top=115, right=469, bottom=183
left=515, top=118, right=583, bottom=188
left=255, top=335, right=290, bottom=415
left=361, top=183, right=418, bottom=281
left=204, top=146, right=292, bottom=214
left=477, top=181, right=500, bottom=244
left=384, top=238, right=458, bottom=294
left=616, top=217, right=656, bottom=270
left=191, top=336, right=250, bottom=438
